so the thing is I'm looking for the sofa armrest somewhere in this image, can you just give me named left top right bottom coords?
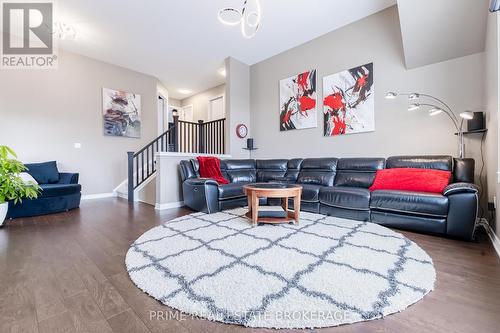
left=443, top=182, right=478, bottom=196
left=182, top=178, right=220, bottom=214
left=444, top=182, right=478, bottom=241
left=184, top=178, right=219, bottom=186
left=58, top=172, right=79, bottom=184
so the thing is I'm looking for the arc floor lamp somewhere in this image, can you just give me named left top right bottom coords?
left=385, top=92, right=474, bottom=158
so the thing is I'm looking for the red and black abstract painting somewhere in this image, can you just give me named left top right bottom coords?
left=323, top=63, right=374, bottom=136
left=279, top=69, right=317, bottom=131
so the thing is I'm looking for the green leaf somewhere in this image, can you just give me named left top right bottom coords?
left=0, top=146, right=39, bottom=203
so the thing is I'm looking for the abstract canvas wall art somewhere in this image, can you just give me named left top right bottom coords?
left=279, top=70, right=317, bottom=131
left=323, top=63, right=374, bottom=136
left=102, top=88, right=141, bottom=138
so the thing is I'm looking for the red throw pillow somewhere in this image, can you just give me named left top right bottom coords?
left=197, top=156, right=229, bottom=185
left=369, top=168, right=452, bottom=194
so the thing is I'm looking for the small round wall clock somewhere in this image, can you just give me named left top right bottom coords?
left=236, top=124, right=248, bottom=138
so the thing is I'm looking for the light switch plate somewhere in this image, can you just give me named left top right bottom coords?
left=74, top=143, right=82, bottom=149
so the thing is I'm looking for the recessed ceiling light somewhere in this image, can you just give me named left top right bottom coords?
left=178, top=89, right=192, bottom=95
left=218, top=68, right=226, bottom=77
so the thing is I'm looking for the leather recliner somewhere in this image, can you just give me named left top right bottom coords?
left=179, top=156, right=478, bottom=241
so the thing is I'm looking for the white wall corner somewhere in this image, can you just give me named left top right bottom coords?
left=155, top=201, right=185, bottom=210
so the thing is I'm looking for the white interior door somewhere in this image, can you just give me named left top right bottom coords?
left=167, top=105, right=175, bottom=124
left=209, top=96, right=225, bottom=120
left=180, top=105, right=194, bottom=122
left=157, top=96, right=167, bottom=135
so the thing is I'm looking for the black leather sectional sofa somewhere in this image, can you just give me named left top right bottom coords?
left=180, top=156, right=478, bottom=240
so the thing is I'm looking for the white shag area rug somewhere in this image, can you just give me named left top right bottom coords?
left=126, top=208, right=436, bottom=329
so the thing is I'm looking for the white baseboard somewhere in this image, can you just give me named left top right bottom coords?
left=155, top=201, right=185, bottom=211
left=115, top=191, right=129, bottom=200
left=81, top=192, right=117, bottom=200
left=479, top=218, right=500, bottom=259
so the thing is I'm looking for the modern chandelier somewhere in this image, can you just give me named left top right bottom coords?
left=218, top=0, right=261, bottom=39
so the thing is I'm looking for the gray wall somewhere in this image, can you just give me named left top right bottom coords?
left=0, top=50, right=159, bottom=195
left=181, top=84, right=225, bottom=121
left=169, top=98, right=182, bottom=108
left=226, top=57, right=251, bottom=158
left=484, top=11, right=499, bottom=236
left=250, top=7, right=485, bottom=163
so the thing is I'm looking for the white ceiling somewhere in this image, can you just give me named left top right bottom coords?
left=397, top=0, right=488, bottom=69
left=57, top=0, right=396, bottom=99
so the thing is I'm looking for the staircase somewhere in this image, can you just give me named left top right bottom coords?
left=127, top=115, right=226, bottom=202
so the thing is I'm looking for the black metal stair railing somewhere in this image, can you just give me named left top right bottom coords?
left=127, top=115, right=226, bottom=202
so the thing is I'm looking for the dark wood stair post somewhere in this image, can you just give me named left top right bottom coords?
left=172, top=114, right=179, bottom=152
left=127, top=151, right=134, bottom=203
left=198, top=120, right=205, bottom=153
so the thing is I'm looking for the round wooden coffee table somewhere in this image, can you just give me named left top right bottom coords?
left=243, top=183, right=302, bottom=226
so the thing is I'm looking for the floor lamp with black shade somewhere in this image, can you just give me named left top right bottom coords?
left=385, top=92, right=474, bottom=158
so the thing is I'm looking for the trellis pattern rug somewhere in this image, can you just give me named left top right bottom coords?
left=126, top=208, right=436, bottom=329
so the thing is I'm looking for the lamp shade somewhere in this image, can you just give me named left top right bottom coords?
left=408, top=104, right=420, bottom=111
left=428, top=108, right=443, bottom=116
left=459, top=111, right=474, bottom=120
left=385, top=92, right=397, bottom=99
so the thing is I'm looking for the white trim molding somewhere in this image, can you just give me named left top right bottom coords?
left=81, top=193, right=117, bottom=200
left=155, top=201, right=185, bottom=211
left=479, top=218, right=500, bottom=259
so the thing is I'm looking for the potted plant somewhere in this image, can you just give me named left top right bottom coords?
left=0, top=146, right=40, bottom=226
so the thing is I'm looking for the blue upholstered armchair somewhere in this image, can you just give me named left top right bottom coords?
left=7, top=161, right=81, bottom=219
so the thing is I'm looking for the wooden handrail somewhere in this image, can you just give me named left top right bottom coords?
left=127, top=116, right=226, bottom=202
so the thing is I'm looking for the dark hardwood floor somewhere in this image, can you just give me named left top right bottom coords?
left=1, top=198, right=499, bottom=333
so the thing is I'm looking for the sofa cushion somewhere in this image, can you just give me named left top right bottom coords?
left=25, top=161, right=59, bottom=184
left=39, top=184, right=81, bottom=198
left=283, top=158, right=304, bottom=182
left=297, top=158, right=338, bottom=186
left=386, top=156, right=452, bottom=171
left=319, top=186, right=370, bottom=211
left=300, top=184, right=322, bottom=202
left=370, top=190, right=449, bottom=217
left=218, top=182, right=248, bottom=200
left=334, top=158, right=385, bottom=188
left=256, top=159, right=287, bottom=182
left=220, top=160, right=256, bottom=183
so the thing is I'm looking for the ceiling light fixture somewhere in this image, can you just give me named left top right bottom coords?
left=218, top=0, right=261, bottom=39
left=53, top=22, right=77, bottom=40
left=217, top=7, right=241, bottom=26
left=178, top=89, right=192, bottom=95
